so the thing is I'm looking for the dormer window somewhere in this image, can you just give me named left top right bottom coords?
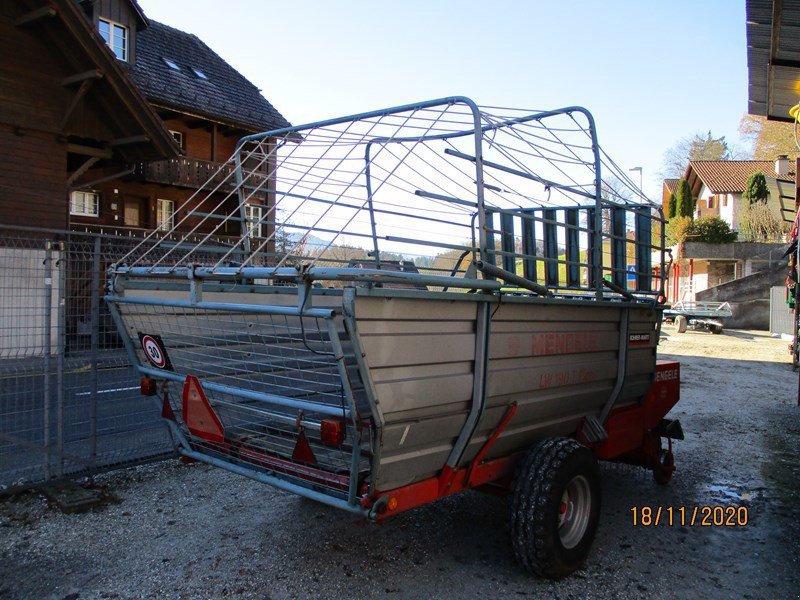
left=163, top=58, right=180, bottom=70
left=98, top=18, right=128, bottom=61
left=192, top=68, right=208, bottom=80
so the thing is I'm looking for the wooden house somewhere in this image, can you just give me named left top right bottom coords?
left=0, top=0, right=176, bottom=231
left=1, top=0, right=291, bottom=240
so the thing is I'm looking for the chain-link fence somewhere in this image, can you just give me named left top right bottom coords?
left=0, top=225, right=175, bottom=488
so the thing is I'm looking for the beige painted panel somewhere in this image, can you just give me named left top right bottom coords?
left=360, top=332, right=475, bottom=368
left=355, top=296, right=477, bottom=321
left=354, top=295, right=661, bottom=490
left=373, top=373, right=473, bottom=419
left=357, top=319, right=474, bottom=335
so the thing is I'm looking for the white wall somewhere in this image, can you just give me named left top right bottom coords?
left=0, top=247, right=61, bottom=359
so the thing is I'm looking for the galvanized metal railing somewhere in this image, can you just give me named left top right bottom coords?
left=111, top=97, right=666, bottom=302
left=106, top=296, right=370, bottom=509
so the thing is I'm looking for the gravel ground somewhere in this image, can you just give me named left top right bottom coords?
left=1, top=329, right=799, bottom=600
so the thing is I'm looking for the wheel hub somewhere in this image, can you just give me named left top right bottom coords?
left=558, top=475, right=591, bottom=549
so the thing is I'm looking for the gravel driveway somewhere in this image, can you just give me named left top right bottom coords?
left=2, top=329, right=799, bottom=599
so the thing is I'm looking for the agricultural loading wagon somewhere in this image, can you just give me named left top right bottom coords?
left=106, top=97, right=682, bottom=578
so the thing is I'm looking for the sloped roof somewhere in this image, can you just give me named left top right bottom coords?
left=129, top=21, right=291, bottom=133
left=663, top=179, right=679, bottom=194
left=686, top=160, right=792, bottom=194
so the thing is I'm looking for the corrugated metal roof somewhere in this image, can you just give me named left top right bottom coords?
left=747, top=0, right=800, bottom=121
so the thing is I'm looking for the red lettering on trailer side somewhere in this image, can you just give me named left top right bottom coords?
left=531, top=332, right=600, bottom=357
left=539, top=368, right=597, bottom=389
left=655, top=368, right=679, bottom=382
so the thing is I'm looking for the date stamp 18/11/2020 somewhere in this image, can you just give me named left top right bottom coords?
left=631, top=505, right=750, bottom=527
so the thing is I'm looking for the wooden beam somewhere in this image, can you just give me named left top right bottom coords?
left=15, top=5, right=57, bottom=28
left=60, top=78, right=94, bottom=131
left=67, top=143, right=113, bottom=159
left=108, top=135, right=151, bottom=147
left=70, top=167, right=135, bottom=190
left=66, top=156, right=100, bottom=187
left=61, top=69, right=103, bottom=87
left=211, top=122, right=217, bottom=162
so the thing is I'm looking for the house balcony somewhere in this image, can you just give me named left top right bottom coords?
left=131, top=157, right=269, bottom=192
left=68, top=222, right=245, bottom=246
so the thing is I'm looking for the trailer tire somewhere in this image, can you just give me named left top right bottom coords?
left=509, top=438, right=601, bottom=579
left=675, top=315, right=687, bottom=333
left=709, top=324, right=723, bottom=334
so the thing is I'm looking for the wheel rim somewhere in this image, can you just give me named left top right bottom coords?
left=558, top=475, right=592, bottom=550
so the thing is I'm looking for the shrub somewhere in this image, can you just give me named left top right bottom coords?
left=743, top=171, right=769, bottom=204
left=688, top=216, right=738, bottom=243
left=738, top=201, right=784, bottom=242
left=665, top=216, right=693, bottom=245
left=675, top=178, right=694, bottom=218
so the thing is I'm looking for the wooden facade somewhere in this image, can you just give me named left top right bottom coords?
left=0, top=126, right=68, bottom=231
left=1, top=0, right=284, bottom=243
left=0, top=0, right=176, bottom=232
left=82, top=0, right=146, bottom=64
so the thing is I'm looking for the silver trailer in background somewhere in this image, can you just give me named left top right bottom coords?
left=106, top=97, right=681, bottom=578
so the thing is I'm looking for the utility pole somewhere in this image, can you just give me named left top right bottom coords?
left=629, top=166, right=643, bottom=202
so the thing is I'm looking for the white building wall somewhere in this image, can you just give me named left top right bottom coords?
left=0, top=247, right=60, bottom=359
left=718, top=192, right=735, bottom=227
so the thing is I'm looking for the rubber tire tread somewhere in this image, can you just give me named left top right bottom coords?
left=509, top=437, right=601, bottom=579
left=675, top=315, right=687, bottom=333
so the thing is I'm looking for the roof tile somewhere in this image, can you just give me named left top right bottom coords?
left=687, top=160, right=793, bottom=193
left=129, top=21, right=291, bottom=133
left=663, top=178, right=680, bottom=194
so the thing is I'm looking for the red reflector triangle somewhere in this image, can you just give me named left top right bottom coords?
left=181, top=376, right=224, bottom=443
left=292, top=430, right=317, bottom=464
left=161, top=394, right=176, bottom=421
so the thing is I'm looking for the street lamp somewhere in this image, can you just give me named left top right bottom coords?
left=629, top=166, right=643, bottom=202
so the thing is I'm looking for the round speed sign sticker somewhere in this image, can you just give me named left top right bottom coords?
left=138, top=333, right=173, bottom=370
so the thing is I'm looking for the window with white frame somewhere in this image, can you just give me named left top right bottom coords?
left=98, top=18, right=128, bottom=61
left=245, top=204, right=263, bottom=238
left=169, top=130, right=184, bottom=150
left=70, top=190, right=100, bottom=217
left=157, top=199, right=175, bottom=231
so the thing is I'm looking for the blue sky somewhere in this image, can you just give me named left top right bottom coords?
left=137, top=0, right=748, bottom=201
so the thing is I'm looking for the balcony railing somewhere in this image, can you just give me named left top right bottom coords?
left=131, top=158, right=268, bottom=191
left=69, top=223, right=248, bottom=246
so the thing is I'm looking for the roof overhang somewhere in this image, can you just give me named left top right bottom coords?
left=18, top=0, right=177, bottom=161
left=747, top=0, right=800, bottom=121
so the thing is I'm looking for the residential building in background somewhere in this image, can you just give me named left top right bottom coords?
left=662, top=157, right=794, bottom=315
left=683, top=158, right=793, bottom=230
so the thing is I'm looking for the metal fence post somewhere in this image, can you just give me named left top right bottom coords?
left=56, top=242, right=66, bottom=479
left=42, top=241, right=53, bottom=481
left=89, top=236, right=101, bottom=475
